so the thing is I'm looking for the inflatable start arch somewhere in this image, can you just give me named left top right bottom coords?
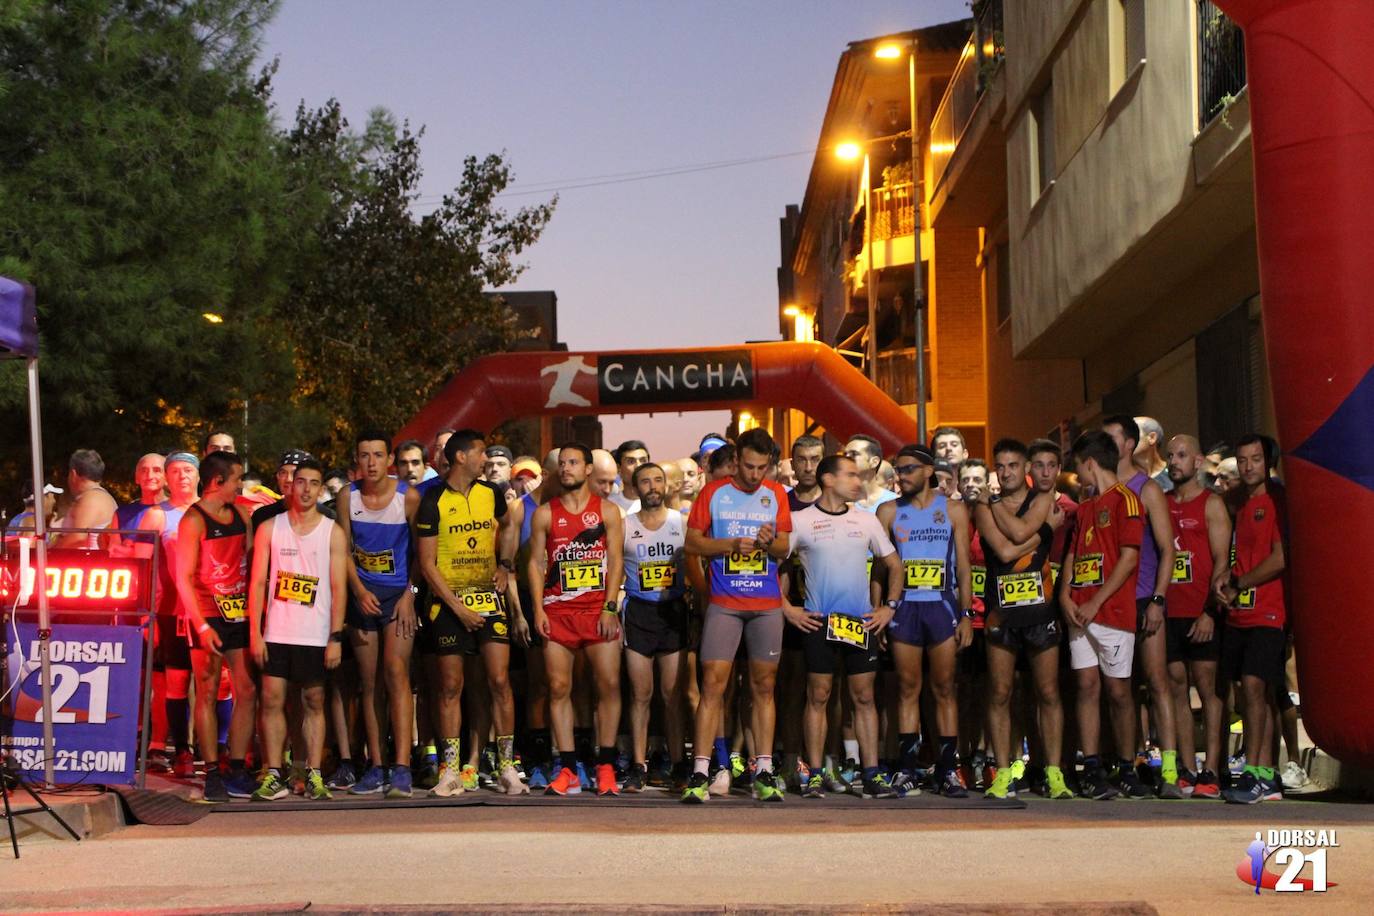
left=1217, top=0, right=1374, bottom=766
left=395, top=341, right=920, bottom=453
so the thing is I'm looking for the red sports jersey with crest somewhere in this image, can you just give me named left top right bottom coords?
left=1068, top=483, right=1143, bottom=632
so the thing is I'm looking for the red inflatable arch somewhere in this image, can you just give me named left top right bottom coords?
left=1218, top=0, right=1374, bottom=766
left=395, top=341, right=919, bottom=454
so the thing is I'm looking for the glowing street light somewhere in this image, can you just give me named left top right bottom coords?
left=782, top=305, right=801, bottom=317
left=202, top=312, right=224, bottom=324
left=835, top=141, right=862, bottom=161
left=873, top=43, right=904, bottom=60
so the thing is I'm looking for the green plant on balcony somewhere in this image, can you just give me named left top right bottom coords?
left=881, top=161, right=913, bottom=188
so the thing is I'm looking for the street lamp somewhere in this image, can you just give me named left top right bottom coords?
left=872, top=35, right=927, bottom=444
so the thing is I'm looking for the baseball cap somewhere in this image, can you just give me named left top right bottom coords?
left=698, top=435, right=728, bottom=455
left=485, top=445, right=514, bottom=462
left=278, top=449, right=312, bottom=469
left=512, top=458, right=540, bottom=480
left=21, top=481, right=63, bottom=502
left=932, top=458, right=954, bottom=475
left=898, top=444, right=935, bottom=465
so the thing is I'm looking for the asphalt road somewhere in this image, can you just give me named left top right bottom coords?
left=5, top=793, right=1371, bottom=914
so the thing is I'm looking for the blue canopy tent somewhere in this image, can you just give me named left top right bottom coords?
left=0, top=275, right=58, bottom=787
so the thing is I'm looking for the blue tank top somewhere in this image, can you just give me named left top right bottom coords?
left=347, top=480, right=410, bottom=589
left=115, top=501, right=155, bottom=531
left=890, top=494, right=957, bottom=605
left=1126, top=472, right=1159, bottom=600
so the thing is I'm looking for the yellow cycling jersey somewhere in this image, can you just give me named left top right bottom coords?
left=414, top=478, right=506, bottom=592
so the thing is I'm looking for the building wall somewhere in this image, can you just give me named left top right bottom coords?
left=929, top=225, right=987, bottom=453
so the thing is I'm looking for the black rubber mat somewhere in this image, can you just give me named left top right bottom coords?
left=210, top=787, right=1025, bottom=813
left=108, top=785, right=214, bottom=825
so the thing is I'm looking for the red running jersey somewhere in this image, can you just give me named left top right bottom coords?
left=1166, top=488, right=1215, bottom=619
left=1230, top=486, right=1287, bottom=629
left=190, top=503, right=248, bottom=623
left=543, top=495, right=609, bottom=616
left=1068, top=483, right=1143, bottom=632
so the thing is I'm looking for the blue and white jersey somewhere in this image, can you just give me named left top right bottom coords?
left=854, top=489, right=898, bottom=514
left=789, top=504, right=895, bottom=619
left=347, top=480, right=410, bottom=589
left=622, top=510, right=685, bottom=603
left=890, top=494, right=957, bottom=604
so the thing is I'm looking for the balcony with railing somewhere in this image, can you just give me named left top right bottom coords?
left=1197, top=0, right=1246, bottom=130
left=929, top=0, right=1004, bottom=197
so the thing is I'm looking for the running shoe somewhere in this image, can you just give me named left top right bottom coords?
left=202, top=769, right=228, bottom=803
left=1176, top=767, right=1197, bottom=797
left=822, top=767, right=851, bottom=795
left=173, top=749, right=196, bottom=779
left=479, top=745, right=498, bottom=788
left=788, top=759, right=812, bottom=793
left=708, top=767, right=731, bottom=797
left=1078, top=767, right=1119, bottom=801
left=802, top=772, right=826, bottom=799
left=1260, top=775, right=1284, bottom=802
left=753, top=770, right=784, bottom=803
left=889, top=769, right=920, bottom=798
left=838, top=758, right=860, bottom=786
left=1116, top=768, right=1151, bottom=799
left=984, top=766, right=1016, bottom=799
left=528, top=765, right=550, bottom=791
left=351, top=765, right=387, bottom=795
left=596, top=763, right=619, bottom=796
left=416, top=760, right=441, bottom=791
left=307, top=768, right=332, bottom=801
left=1280, top=760, right=1311, bottom=791
left=499, top=765, right=529, bottom=795
left=546, top=765, right=582, bottom=796
left=461, top=763, right=480, bottom=791
left=680, top=772, right=709, bottom=804
left=251, top=769, right=287, bottom=802
left=431, top=764, right=466, bottom=798
left=1045, top=765, right=1076, bottom=799
left=938, top=767, right=969, bottom=798
left=574, top=761, right=590, bottom=791
left=729, top=751, right=746, bottom=780
left=288, top=763, right=308, bottom=796
left=1192, top=769, right=1221, bottom=799
left=386, top=765, right=413, bottom=799
left=224, top=768, right=255, bottom=799
left=1223, top=772, right=1264, bottom=804
left=621, top=763, right=646, bottom=793
left=863, top=772, right=899, bottom=799
left=646, top=760, right=670, bottom=789
left=326, top=760, right=357, bottom=791
left=1157, top=773, right=1185, bottom=799
left=1227, top=752, right=1246, bottom=776
left=1008, top=759, right=1026, bottom=795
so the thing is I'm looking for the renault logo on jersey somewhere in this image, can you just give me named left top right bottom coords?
left=466, top=536, right=478, bottom=549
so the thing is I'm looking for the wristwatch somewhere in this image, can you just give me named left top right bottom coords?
left=329, top=630, right=345, bottom=643
left=885, top=599, right=899, bottom=610
left=603, top=600, right=620, bottom=616
left=961, top=608, right=975, bottom=620
left=1151, top=594, right=1167, bottom=608
left=498, top=558, right=515, bottom=572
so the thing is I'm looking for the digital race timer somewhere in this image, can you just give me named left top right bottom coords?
left=0, top=548, right=151, bottom=613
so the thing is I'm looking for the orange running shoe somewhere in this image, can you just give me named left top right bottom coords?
left=545, top=765, right=582, bottom=796
left=596, top=763, right=619, bottom=797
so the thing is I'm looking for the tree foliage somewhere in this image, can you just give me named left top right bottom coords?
left=0, top=0, right=554, bottom=499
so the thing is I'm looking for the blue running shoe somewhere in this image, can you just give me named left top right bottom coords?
left=528, top=765, right=550, bottom=790
left=1223, top=772, right=1265, bottom=804
left=326, top=760, right=357, bottom=791
left=386, top=765, right=413, bottom=798
left=224, top=768, right=255, bottom=799
left=351, top=765, right=387, bottom=795
left=575, top=761, right=590, bottom=789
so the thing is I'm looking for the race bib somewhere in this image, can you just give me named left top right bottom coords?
left=725, top=549, right=766, bottom=576
left=273, top=572, right=319, bottom=606
left=1236, top=587, right=1256, bottom=609
left=214, top=593, right=248, bottom=620
left=353, top=547, right=395, bottom=575
left=826, top=613, right=869, bottom=649
left=559, top=559, right=604, bottom=592
left=1172, top=551, right=1193, bottom=584
left=997, top=570, right=1045, bottom=608
left=904, top=559, right=946, bottom=591
left=638, top=561, right=675, bottom=592
left=459, top=588, right=501, bottom=617
left=1072, top=554, right=1104, bottom=588
left=971, top=565, right=986, bottom=599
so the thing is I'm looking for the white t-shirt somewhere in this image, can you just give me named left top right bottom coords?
left=789, top=504, right=895, bottom=618
left=263, top=513, right=335, bottom=647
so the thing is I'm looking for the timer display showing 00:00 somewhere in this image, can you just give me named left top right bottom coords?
left=39, top=566, right=134, bottom=601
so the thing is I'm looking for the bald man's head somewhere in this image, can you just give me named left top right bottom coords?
left=590, top=448, right=619, bottom=498
left=1166, top=433, right=1204, bottom=486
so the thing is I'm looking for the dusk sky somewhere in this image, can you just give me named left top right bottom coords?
left=263, top=0, right=972, bottom=459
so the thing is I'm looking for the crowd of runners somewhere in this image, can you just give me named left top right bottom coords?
left=3, top=416, right=1305, bottom=806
